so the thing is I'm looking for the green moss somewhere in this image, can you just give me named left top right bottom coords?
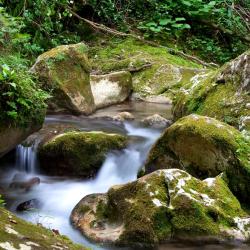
left=89, top=38, right=203, bottom=98
left=0, top=207, right=86, bottom=249
left=173, top=53, right=250, bottom=128
left=38, top=131, right=127, bottom=177
left=78, top=169, right=249, bottom=245
left=32, top=43, right=94, bottom=115
left=145, top=115, right=250, bottom=204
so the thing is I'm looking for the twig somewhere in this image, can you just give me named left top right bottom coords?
left=128, top=63, right=152, bottom=73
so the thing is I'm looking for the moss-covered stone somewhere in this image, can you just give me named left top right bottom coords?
left=89, top=38, right=206, bottom=100
left=71, top=169, right=250, bottom=247
left=38, top=131, right=127, bottom=177
left=0, top=207, right=86, bottom=249
left=90, top=71, right=132, bottom=109
left=31, top=43, right=96, bottom=115
left=145, top=114, right=250, bottom=204
left=173, top=50, right=250, bottom=128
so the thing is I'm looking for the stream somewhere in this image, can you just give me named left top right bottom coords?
left=0, top=102, right=249, bottom=250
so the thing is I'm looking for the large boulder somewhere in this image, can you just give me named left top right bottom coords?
left=38, top=131, right=127, bottom=177
left=31, top=43, right=95, bottom=115
left=144, top=114, right=250, bottom=203
left=71, top=169, right=250, bottom=246
left=0, top=207, right=86, bottom=250
left=90, top=71, right=132, bottom=109
left=173, top=50, right=250, bottom=128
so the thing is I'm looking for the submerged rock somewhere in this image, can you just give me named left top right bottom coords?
left=31, top=43, right=95, bottom=115
left=90, top=71, right=132, bottom=109
left=112, top=112, right=135, bottom=122
left=145, top=114, right=250, bottom=203
left=141, top=114, right=172, bottom=128
left=16, top=199, right=42, bottom=212
left=9, top=177, right=40, bottom=191
left=38, top=131, right=127, bottom=177
left=71, top=169, right=250, bottom=246
left=173, top=50, right=250, bottom=128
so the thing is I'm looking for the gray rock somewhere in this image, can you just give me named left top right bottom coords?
left=112, top=112, right=135, bottom=122
left=141, top=114, right=172, bottom=128
left=90, top=71, right=132, bottom=109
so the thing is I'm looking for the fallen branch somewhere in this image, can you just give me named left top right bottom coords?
left=128, top=63, right=152, bottom=73
left=66, top=6, right=218, bottom=68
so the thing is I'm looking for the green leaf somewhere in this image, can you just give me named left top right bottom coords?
left=146, top=22, right=157, bottom=27
left=175, top=17, right=186, bottom=22
left=159, top=18, right=171, bottom=26
left=8, top=82, right=17, bottom=88
left=7, top=111, right=18, bottom=119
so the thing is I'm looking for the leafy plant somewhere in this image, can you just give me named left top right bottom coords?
left=2, top=0, right=80, bottom=55
left=0, top=55, right=50, bottom=127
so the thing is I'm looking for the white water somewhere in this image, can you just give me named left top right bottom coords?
left=5, top=122, right=161, bottom=249
left=15, top=144, right=38, bottom=173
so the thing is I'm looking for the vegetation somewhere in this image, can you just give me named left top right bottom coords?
left=1, top=0, right=249, bottom=63
left=0, top=56, right=49, bottom=127
left=0, top=207, right=85, bottom=249
left=0, top=6, right=49, bottom=127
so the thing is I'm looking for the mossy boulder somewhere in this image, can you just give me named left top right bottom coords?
left=173, top=50, right=250, bottom=128
left=38, top=131, right=127, bottom=177
left=71, top=169, right=250, bottom=246
left=90, top=71, right=132, bottom=109
left=89, top=38, right=206, bottom=100
left=145, top=114, right=250, bottom=203
left=31, top=43, right=95, bottom=115
left=0, top=207, right=85, bottom=250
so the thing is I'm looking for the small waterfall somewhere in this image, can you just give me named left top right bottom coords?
left=15, top=144, right=38, bottom=173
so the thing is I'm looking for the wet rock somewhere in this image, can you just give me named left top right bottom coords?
left=16, top=199, right=42, bottom=212
left=90, top=71, right=132, bottom=109
left=38, top=131, right=127, bottom=177
left=145, top=114, right=250, bottom=203
left=31, top=43, right=95, bottom=115
left=71, top=169, right=250, bottom=246
left=112, top=112, right=135, bottom=122
left=141, top=114, right=172, bottom=128
left=9, top=177, right=40, bottom=191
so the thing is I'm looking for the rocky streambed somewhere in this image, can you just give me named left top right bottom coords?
left=0, top=101, right=249, bottom=250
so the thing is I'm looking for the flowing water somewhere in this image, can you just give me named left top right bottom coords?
left=0, top=102, right=249, bottom=250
